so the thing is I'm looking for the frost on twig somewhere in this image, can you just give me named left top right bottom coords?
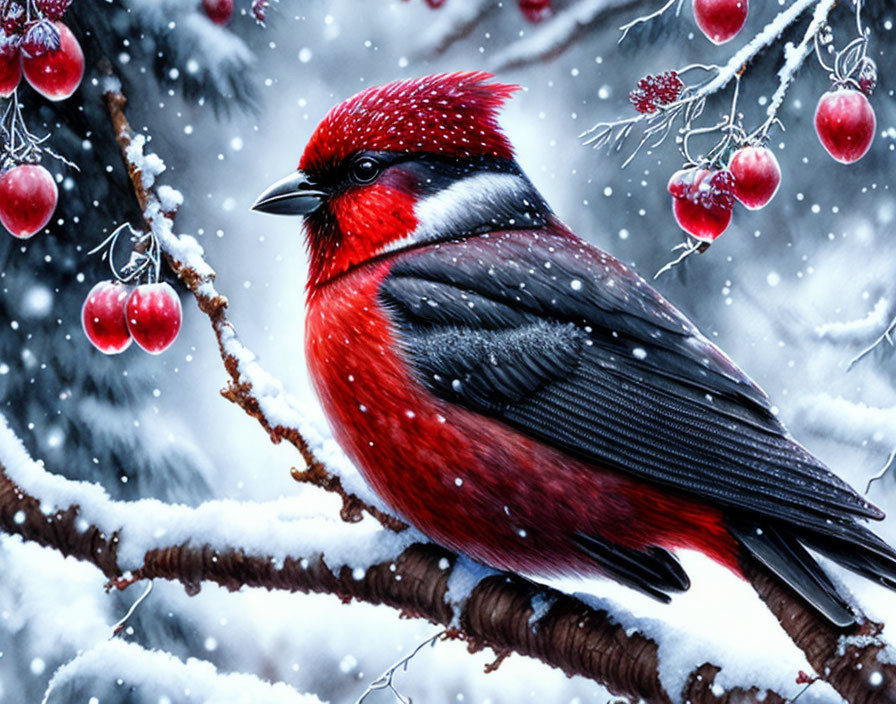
left=41, top=640, right=323, bottom=704
left=617, top=0, right=683, bottom=44
left=356, top=631, right=444, bottom=704
left=101, top=78, right=404, bottom=533
left=865, top=450, right=896, bottom=496
left=582, top=0, right=820, bottom=163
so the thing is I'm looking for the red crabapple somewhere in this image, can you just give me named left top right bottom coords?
left=693, top=0, right=748, bottom=45
left=0, top=47, right=21, bottom=97
left=0, top=163, right=58, bottom=239
left=82, top=281, right=132, bottom=354
left=518, top=0, right=552, bottom=22
left=728, top=145, right=781, bottom=210
left=668, top=168, right=735, bottom=242
left=202, top=0, right=233, bottom=25
left=125, top=283, right=182, bottom=354
left=21, top=21, right=83, bottom=101
left=814, top=88, right=876, bottom=164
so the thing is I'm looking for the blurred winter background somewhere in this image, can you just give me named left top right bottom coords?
left=1, top=0, right=895, bottom=701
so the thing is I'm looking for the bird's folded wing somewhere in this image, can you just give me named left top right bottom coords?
left=379, top=231, right=883, bottom=546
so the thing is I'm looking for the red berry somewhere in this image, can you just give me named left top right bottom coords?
left=814, top=88, right=875, bottom=164
left=518, top=0, right=552, bottom=22
left=0, top=46, right=20, bottom=97
left=424, top=0, right=446, bottom=7
left=668, top=168, right=734, bottom=242
left=202, top=0, right=233, bottom=25
left=250, top=0, right=267, bottom=24
left=82, top=281, right=132, bottom=354
left=125, top=283, right=182, bottom=354
left=21, top=21, right=83, bottom=101
left=629, top=71, right=684, bottom=114
left=693, top=0, right=747, bottom=45
left=728, top=145, right=781, bottom=210
left=0, top=164, right=57, bottom=238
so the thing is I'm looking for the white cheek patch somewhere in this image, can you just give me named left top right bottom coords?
left=377, top=172, right=541, bottom=256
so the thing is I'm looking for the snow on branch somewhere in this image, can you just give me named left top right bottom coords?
left=42, top=640, right=322, bottom=704
left=123, top=0, right=258, bottom=108
left=815, top=296, right=896, bottom=370
left=763, top=0, right=837, bottom=134
left=0, top=419, right=790, bottom=704
left=489, top=0, right=645, bottom=72
left=796, top=393, right=896, bottom=453
left=581, top=0, right=820, bottom=159
left=413, top=0, right=497, bottom=58
left=101, top=81, right=404, bottom=533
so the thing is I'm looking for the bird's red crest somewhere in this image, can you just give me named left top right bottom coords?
left=299, top=72, right=520, bottom=172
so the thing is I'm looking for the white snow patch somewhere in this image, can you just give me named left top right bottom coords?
left=816, top=298, right=892, bottom=345
left=444, top=555, right=498, bottom=625
left=0, top=412, right=419, bottom=572
left=41, top=640, right=324, bottom=704
left=527, top=552, right=843, bottom=702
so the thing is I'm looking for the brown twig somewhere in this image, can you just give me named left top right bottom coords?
left=0, top=460, right=783, bottom=704
left=101, top=81, right=404, bottom=534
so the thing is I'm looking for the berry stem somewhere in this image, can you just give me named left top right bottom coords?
left=617, top=0, right=684, bottom=44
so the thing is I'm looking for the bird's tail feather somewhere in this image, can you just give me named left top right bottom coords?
left=801, top=526, right=896, bottom=592
left=728, top=519, right=856, bottom=628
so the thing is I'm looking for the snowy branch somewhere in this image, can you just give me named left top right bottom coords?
left=122, top=0, right=258, bottom=108
left=42, top=640, right=322, bottom=704
left=762, top=0, right=837, bottom=136
left=0, top=420, right=790, bottom=704
left=489, top=0, right=646, bottom=72
left=796, top=393, right=896, bottom=454
left=413, top=0, right=498, bottom=58
left=816, top=297, right=896, bottom=370
left=101, top=80, right=405, bottom=534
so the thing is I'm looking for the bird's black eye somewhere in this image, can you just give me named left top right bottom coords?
left=350, top=156, right=380, bottom=184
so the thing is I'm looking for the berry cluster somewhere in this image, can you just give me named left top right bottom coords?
left=667, top=145, right=780, bottom=244
left=0, top=0, right=83, bottom=101
left=82, top=280, right=182, bottom=355
left=82, top=226, right=182, bottom=355
left=629, top=71, right=684, bottom=114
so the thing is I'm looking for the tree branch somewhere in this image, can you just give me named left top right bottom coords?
left=489, top=0, right=646, bottom=72
left=101, top=76, right=405, bottom=534
left=743, top=557, right=896, bottom=704
left=0, top=439, right=785, bottom=704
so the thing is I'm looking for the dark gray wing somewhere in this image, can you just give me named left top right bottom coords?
left=379, top=231, right=883, bottom=547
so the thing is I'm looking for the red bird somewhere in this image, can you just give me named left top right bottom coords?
left=254, top=72, right=896, bottom=626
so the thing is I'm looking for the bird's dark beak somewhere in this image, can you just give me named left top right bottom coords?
left=251, top=170, right=326, bottom=216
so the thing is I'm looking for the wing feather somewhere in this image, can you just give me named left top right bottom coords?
left=380, top=231, right=883, bottom=542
